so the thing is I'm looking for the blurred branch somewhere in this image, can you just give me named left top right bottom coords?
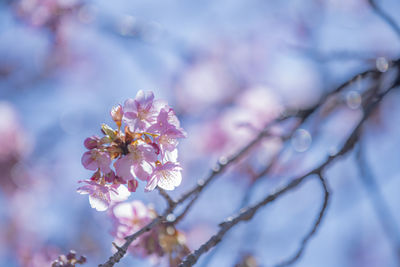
left=178, top=76, right=400, bottom=267
left=172, top=67, right=379, bottom=224
left=368, top=0, right=400, bottom=40
left=158, top=188, right=176, bottom=208
left=274, top=173, right=330, bottom=267
left=356, top=142, right=400, bottom=264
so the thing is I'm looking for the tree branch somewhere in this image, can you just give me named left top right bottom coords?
left=368, top=0, right=400, bottom=40
left=273, top=173, right=330, bottom=267
left=158, top=188, right=176, bottom=208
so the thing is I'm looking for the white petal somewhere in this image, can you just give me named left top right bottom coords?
left=89, top=194, right=109, bottom=211
left=164, top=149, right=178, bottom=162
left=144, top=175, right=159, bottom=192
left=157, top=170, right=182, bottom=191
left=110, top=185, right=131, bottom=202
left=113, top=202, right=134, bottom=218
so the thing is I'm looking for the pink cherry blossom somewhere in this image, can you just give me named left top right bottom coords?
left=148, top=109, right=186, bottom=155
left=145, top=162, right=182, bottom=191
left=114, top=142, right=157, bottom=181
left=78, top=92, right=186, bottom=209
left=147, top=108, right=186, bottom=137
left=81, top=149, right=111, bottom=173
left=123, top=90, right=165, bottom=131
left=77, top=180, right=130, bottom=211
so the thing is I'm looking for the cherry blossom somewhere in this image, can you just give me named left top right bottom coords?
left=145, top=162, right=182, bottom=191
left=81, top=149, right=111, bottom=173
left=77, top=91, right=185, bottom=211
left=77, top=180, right=130, bottom=211
left=114, top=142, right=157, bottom=181
left=123, top=90, right=163, bottom=131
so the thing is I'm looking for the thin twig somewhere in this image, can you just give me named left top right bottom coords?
left=158, top=188, right=176, bottom=208
left=274, top=173, right=330, bottom=267
left=368, top=0, right=400, bottom=40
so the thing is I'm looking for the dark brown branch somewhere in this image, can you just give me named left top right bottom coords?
left=368, top=0, right=400, bottom=40
left=274, top=173, right=330, bottom=267
left=158, top=188, right=176, bottom=208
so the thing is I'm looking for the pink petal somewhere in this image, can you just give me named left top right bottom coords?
left=114, top=156, right=135, bottom=181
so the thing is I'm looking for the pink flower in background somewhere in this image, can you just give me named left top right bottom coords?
left=111, top=201, right=160, bottom=257
left=114, top=142, right=157, bottom=181
left=145, top=162, right=182, bottom=191
left=81, top=149, right=111, bottom=173
left=0, top=102, right=30, bottom=161
left=111, top=201, right=154, bottom=254
left=112, top=201, right=153, bottom=234
left=77, top=180, right=130, bottom=211
left=111, top=201, right=190, bottom=262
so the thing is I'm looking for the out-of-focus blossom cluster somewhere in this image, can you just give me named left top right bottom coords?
left=111, top=201, right=190, bottom=266
left=198, top=86, right=283, bottom=155
left=51, top=250, right=87, bottom=267
left=234, top=253, right=258, bottom=267
left=13, top=0, right=81, bottom=28
left=77, top=90, right=186, bottom=211
left=0, top=102, right=31, bottom=194
left=17, top=246, right=59, bottom=267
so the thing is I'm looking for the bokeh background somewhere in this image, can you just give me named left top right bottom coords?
left=1, top=0, right=400, bottom=266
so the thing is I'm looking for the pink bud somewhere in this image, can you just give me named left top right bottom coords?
left=84, top=136, right=100, bottom=149
left=111, top=104, right=123, bottom=127
left=128, top=179, right=138, bottom=192
left=105, top=171, right=116, bottom=183
left=90, top=170, right=101, bottom=181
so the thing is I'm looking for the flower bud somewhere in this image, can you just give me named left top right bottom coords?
left=101, top=124, right=117, bottom=140
left=111, top=104, right=123, bottom=128
left=84, top=136, right=100, bottom=149
left=128, top=179, right=138, bottom=192
left=105, top=171, right=116, bottom=183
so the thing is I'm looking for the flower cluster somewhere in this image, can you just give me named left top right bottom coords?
left=51, top=250, right=87, bottom=267
left=111, top=201, right=190, bottom=266
left=77, top=91, right=186, bottom=211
